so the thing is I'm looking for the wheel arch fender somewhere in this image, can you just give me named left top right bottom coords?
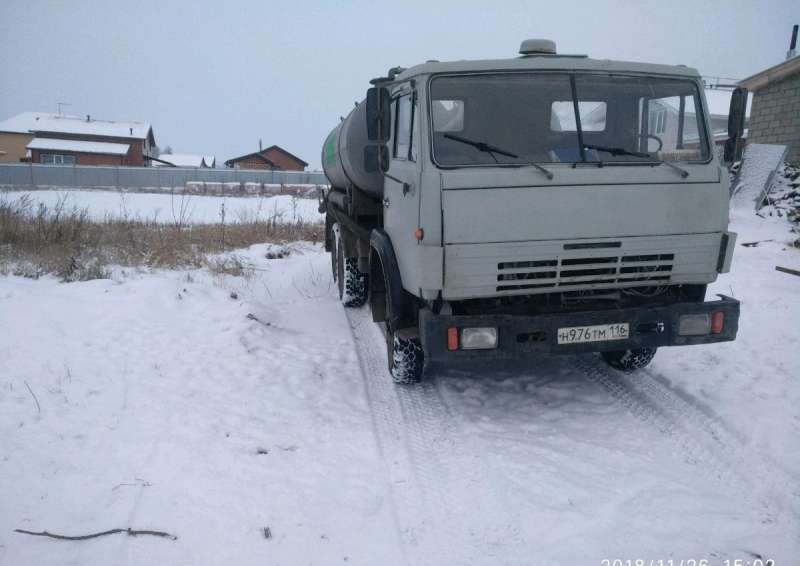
left=369, top=229, right=404, bottom=328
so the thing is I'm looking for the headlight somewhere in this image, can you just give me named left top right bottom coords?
left=678, top=314, right=711, bottom=336
left=460, top=327, right=498, bottom=350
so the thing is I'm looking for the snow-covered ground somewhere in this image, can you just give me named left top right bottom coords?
left=0, top=189, right=323, bottom=224
left=0, top=182, right=798, bottom=564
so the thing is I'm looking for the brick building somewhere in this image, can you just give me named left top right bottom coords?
left=740, top=54, right=800, bottom=163
left=225, top=145, right=307, bottom=171
left=0, top=112, right=155, bottom=166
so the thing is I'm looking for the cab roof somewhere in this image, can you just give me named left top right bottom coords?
left=395, top=55, right=700, bottom=82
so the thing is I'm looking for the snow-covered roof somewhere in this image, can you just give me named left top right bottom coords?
left=27, top=138, right=130, bottom=155
left=203, top=155, right=216, bottom=168
left=740, top=54, right=800, bottom=92
left=0, top=112, right=151, bottom=139
left=153, top=153, right=207, bottom=167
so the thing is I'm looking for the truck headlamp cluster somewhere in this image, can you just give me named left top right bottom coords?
left=678, top=312, right=725, bottom=336
left=678, top=314, right=711, bottom=336
left=459, top=327, right=499, bottom=350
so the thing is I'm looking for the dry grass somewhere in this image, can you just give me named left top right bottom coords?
left=0, top=194, right=323, bottom=282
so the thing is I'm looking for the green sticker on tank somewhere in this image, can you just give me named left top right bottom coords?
left=324, top=132, right=337, bottom=166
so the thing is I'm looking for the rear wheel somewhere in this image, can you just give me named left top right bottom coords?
left=601, top=348, right=657, bottom=372
left=330, top=222, right=339, bottom=283
left=333, top=224, right=367, bottom=308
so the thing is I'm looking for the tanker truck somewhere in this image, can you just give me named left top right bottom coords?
left=320, top=39, right=745, bottom=384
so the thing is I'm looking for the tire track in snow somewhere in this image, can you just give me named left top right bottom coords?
left=345, top=308, right=428, bottom=564
left=572, top=354, right=797, bottom=528
left=349, top=302, right=798, bottom=561
left=346, top=307, right=529, bottom=565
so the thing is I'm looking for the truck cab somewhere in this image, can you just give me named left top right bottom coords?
left=322, top=39, right=743, bottom=383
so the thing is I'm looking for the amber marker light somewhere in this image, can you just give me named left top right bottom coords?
left=711, top=311, right=725, bottom=334
left=447, top=327, right=459, bottom=351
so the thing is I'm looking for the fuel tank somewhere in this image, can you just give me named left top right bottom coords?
left=321, top=101, right=384, bottom=199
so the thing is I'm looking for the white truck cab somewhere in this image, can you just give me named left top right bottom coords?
left=321, top=39, right=745, bottom=383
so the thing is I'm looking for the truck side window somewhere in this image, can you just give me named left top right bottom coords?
left=394, top=94, right=413, bottom=160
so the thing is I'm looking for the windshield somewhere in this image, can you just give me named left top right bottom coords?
left=430, top=73, right=710, bottom=167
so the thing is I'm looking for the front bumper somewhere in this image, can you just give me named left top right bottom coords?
left=419, top=295, right=739, bottom=365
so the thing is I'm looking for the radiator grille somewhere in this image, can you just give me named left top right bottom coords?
left=496, top=253, right=674, bottom=292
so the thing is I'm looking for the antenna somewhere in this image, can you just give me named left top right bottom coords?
left=56, top=102, right=71, bottom=116
left=788, top=24, right=798, bottom=60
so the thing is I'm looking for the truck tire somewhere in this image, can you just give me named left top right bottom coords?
left=386, top=327, right=424, bottom=384
left=333, top=224, right=368, bottom=307
left=601, top=348, right=657, bottom=372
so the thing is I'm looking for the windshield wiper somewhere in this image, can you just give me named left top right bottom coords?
left=653, top=158, right=690, bottom=178
left=443, top=133, right=553, bottom=179
left=519, top=162, right=554, bottom=180
left=443, top=133, right=518, bottom=159
left=583, top=143, right=689, bottom=178
left=583, top=143, right=650, bottom=159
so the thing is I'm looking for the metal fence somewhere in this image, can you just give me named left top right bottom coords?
left=0, top=163, right=328, bottom=189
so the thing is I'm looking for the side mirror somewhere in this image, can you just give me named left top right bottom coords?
left=366, top=87, right=391, bottom=142
left=724, top=87, right=748, bottom=163
left=364, top=145, right=389, bottom=173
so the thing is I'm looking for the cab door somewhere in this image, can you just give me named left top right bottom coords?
left=384, top=86, right=422, bottom=292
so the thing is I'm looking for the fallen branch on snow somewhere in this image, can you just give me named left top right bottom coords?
left=740, top=239, right=773, bottom=247
left=14, top=528, right=177, bottom=541
left=22, top=381, right=41, bottom=415
left=775, top=265, right=800, bottom=278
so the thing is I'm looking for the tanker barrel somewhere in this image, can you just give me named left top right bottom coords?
left=321, top=101, right=385, bottom=200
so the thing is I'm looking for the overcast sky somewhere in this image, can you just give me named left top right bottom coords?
left=1, top=0, right=797, bottom=169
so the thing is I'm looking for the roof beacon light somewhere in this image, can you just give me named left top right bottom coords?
left=519, top=39, right=556, bottom=56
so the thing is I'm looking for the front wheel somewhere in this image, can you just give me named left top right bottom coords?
left=386, top=326, right=424, bottom=384
left=601, top=348, right=657, bottom=372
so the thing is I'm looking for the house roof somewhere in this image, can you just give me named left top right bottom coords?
left=27, top=137, right=130, bottom=156
left=225, top=145, right=308, bottom=168
left=224, top=150, right=277, bottom=168
left=0, top=111, right=152, bottom=140
left=262, top=145, right=309, bottom=167
left=740, top=56, right=800, bottom=92
left=153, top=153, right=207, bottom=167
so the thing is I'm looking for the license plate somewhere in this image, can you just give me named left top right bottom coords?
left=557, top=323, right=629, bottom=345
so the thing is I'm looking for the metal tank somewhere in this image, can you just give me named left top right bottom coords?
left=321, top=101, right=384, bottom=199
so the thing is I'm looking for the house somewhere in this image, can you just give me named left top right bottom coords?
left=150, top=153, right=216, bottom=168
left=0, top=111, right=155, bottom=166
left=224, top=145, right=307, bottom=171
left=739, top=48, right=800, bottom=163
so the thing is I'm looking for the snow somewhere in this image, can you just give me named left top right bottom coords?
left=152, top=154, right=207, bottom=168
left=0, top=189, right=323, bottom=224
left=0, top=175, right=798, bottom=564
left=26, top=138, right=130, bottom=156
left=733, top=143, right=788, bottom=206
left=0, top=112, right=151, bottom=139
